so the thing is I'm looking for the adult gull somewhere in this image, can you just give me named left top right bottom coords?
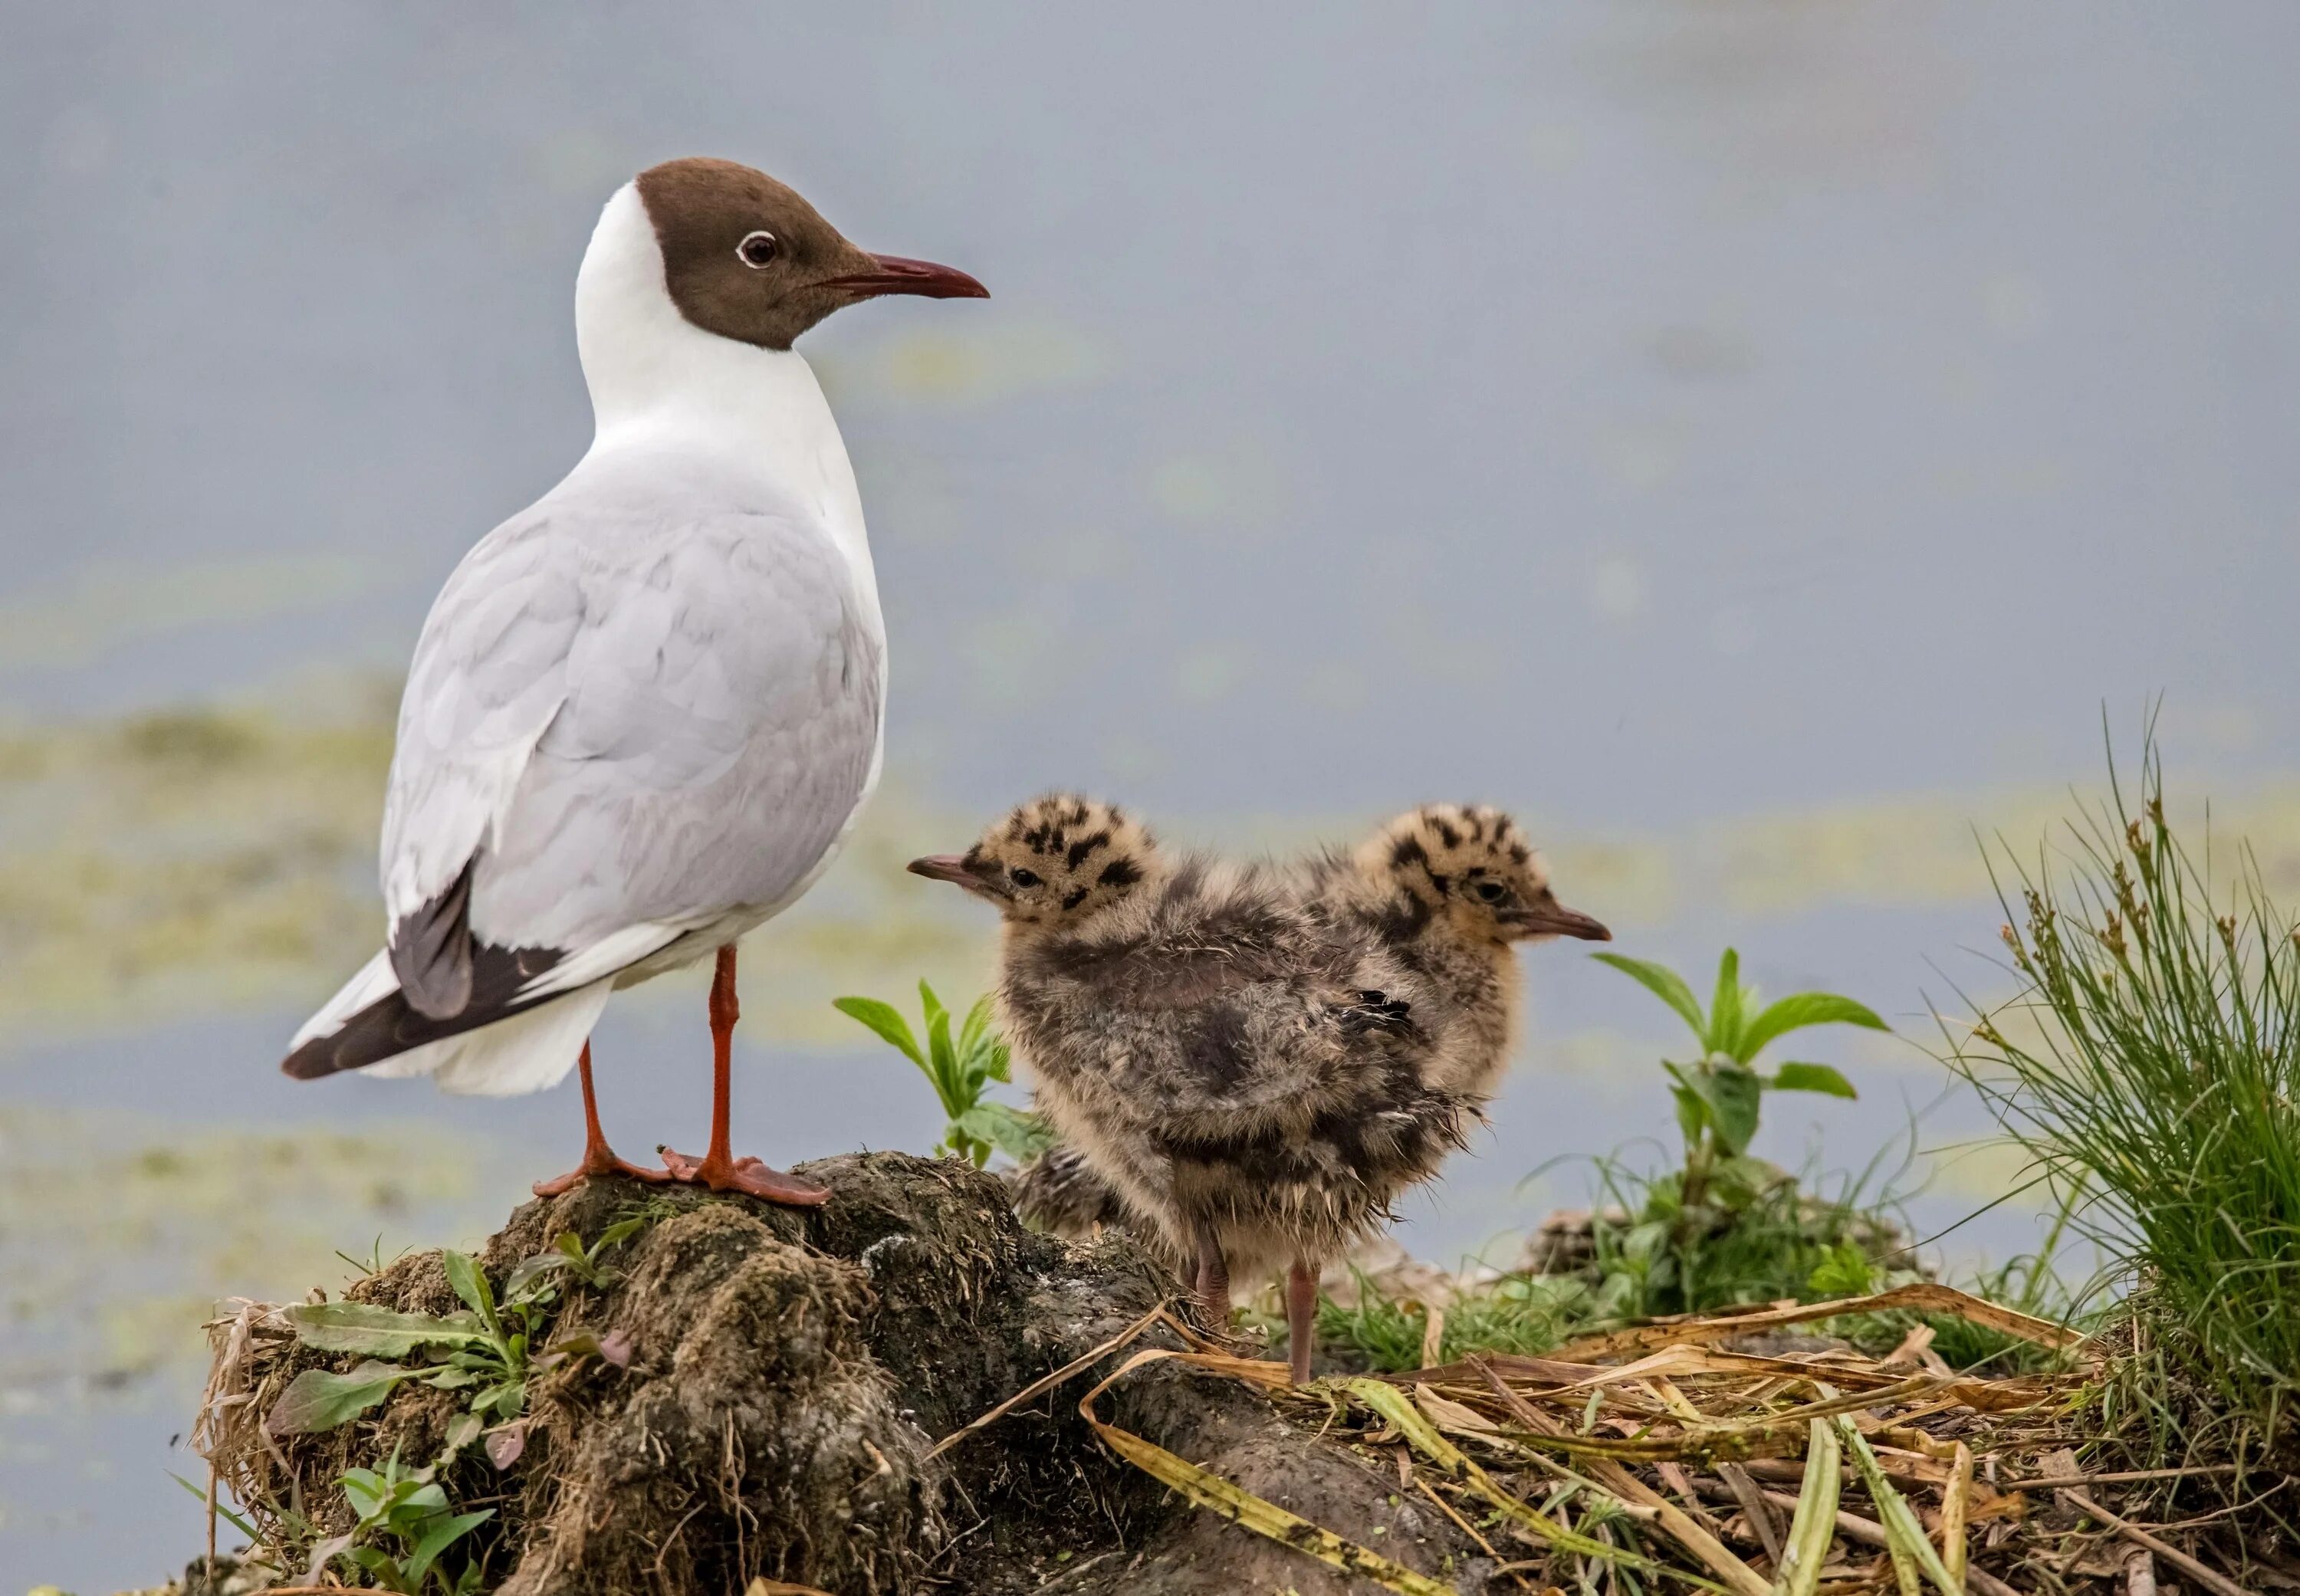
left=282, top=157, right=985, bottom=1204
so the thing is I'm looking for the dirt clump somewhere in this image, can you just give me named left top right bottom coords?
left=196, top=1151, right=1482, bottom=1594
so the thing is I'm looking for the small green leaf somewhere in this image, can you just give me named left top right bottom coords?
left=1707, top=1062, right=1762, bottom=1154
left=983, top=1036, right=1013, bottom=1084
left=1668, top=1082, right=1709, bottom=1145
left=1708, top=948, right=1745, bottom=1058
left=1590, top=952, right=1707, bottom=1039
left=284, top=1302, right=488, bottom=1357
left=957, top=992, right=994, bottom=1059
left=1619, top=1220, right=1670, bottom=1266
left=923, top=990, right=964, bottom=1113
left=1712, top=1154, right=1786, bottom=1208
left=442, top=1410, right=484, bottom=1460
left=345, top=1544, right=398, bottom=1577
left=1769, top=1061, right=1859, bottom=1099
left=1733, top=991, right=1888, bottom=1062
left=340, top=1465, right=386, bottom=1512
left=1807, top=1243, right=1875, bottom=1299
left=268, top=1361, right=420, bottom=1436
left=832, top=997, right=927, bottom=1066
left=955, top=1102, right=1056, bottom=1162
left=594, top=1217, right=646, bottom=1252
left=405, top=1509, right=495, bottom=1587
left=502, top=1251, right=570, bottom=1302
left=441, top=1251, right=498, bottom=1333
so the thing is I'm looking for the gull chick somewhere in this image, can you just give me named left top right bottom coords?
left=281, top=157, right=985, bottom=1204
left=912, top=796, right=1461, bottom=1383
left=1015, top=803, right=1611, bottom=1345
left=1304, top=803, right=1612, bottom=1104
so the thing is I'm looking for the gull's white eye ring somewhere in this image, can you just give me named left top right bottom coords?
left=737, top=231, right=778, bottom=268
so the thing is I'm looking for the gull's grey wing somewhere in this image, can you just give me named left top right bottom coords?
left=377, top=473, right=883, bottom=1015
left=473, top=501, right=882, bottom=956
left=381, top=508, right=584, bottom=1014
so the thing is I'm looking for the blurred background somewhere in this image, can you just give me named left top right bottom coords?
left=5, top=2, right=2299, bottom=1586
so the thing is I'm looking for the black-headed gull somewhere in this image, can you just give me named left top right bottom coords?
left=283, top=158, right=984, bottom=1204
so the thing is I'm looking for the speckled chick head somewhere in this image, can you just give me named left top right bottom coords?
left=909, top=795, right=1160, bottom=929
left=1355, top=804, right=1611, bottom=947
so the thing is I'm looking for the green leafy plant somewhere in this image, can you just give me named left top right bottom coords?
left=1594, top=947, right=1883, bottom=1216
left=1576, top=1141, right=1917, bottom=1320
left=268, top=1223, right=639, bottom=1452
left=321, top=1443, right=492, bottom=1594
left=834, top=981, right=1052, bottom=1167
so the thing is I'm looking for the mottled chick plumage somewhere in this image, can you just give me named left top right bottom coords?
left=912, top=795, right=1467, bottom=1375
left=1303, top=803, right=1612, bottom=1102
left=1013, top=803, right=1612, bottom=1274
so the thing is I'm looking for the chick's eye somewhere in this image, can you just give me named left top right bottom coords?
left=1008, top=867, right=1041, bottom=888
left=737, top=230, right=778, bottom=268
left=1474, top=881, right=1506, bottom=903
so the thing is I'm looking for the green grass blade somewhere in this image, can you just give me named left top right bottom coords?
left=168, top=1471, right=261, bottom=1544
left=1771, top=1417, right=1839, bottom=1596
left=1345, top=1378, right=1723, bottom=1587
left=1835, top=1416, right=1959, bottom=1596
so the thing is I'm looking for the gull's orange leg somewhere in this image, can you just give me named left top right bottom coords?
left=532, top=1042, right=673, bottom=1196
left=659, top=944, right=830, bottom=1206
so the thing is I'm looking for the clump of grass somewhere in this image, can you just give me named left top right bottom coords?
left=1950, top=731, right=2300, bottom=1455
left=1310, top=1271, right=1595, bottom=1372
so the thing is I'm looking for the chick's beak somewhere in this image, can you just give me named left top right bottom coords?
left=821, top=254, right=989, bottom=300
left=907, top=854, right=1001, bottom=897
left=1506, top=901, right=1612, bottom=941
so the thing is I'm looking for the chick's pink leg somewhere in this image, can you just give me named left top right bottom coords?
left=1286, top=1261, right=1318, bottom=1384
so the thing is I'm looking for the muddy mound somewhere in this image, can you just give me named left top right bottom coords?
left=197, top=1152, right=1480, bottom=1594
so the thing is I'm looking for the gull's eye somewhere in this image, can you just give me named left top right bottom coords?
left=1009, top=866, right=1041, bottom=888
left=737, top=230, right=779, bottom=268
left=1474, top=880, right=1506, bottom=903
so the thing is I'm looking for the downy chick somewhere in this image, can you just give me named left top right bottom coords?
left=910, top=795, right=1459, bottom=1383
left=1014, top=804, right=1611, bottom=1314
left=1301, top=803, right=1612, bottom=1104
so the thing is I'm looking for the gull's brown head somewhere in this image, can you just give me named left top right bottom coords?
left=1355, top=804, right=1609, bottom=947
left=909, top=795, right=1159, bottom=929
left=635, top=156, right=986, bottom=351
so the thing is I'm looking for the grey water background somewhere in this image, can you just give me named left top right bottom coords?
left=6, top=3, right=2300, bottom=1588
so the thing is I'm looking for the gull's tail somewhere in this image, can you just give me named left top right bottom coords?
left=281, top=949, right=608, bottom=1098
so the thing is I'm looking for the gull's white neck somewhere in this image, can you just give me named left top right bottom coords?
left=571, top=183, right=872, bottom=574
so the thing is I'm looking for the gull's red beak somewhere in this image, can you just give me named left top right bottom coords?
left=823, top=255, right=989, bottom=300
